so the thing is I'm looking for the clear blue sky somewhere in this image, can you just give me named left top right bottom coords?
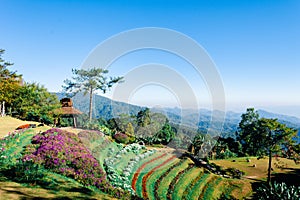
left=1, top=0, right=300, bottom=116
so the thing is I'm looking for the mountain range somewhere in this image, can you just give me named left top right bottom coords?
left=56, top=93, right=300, bottom=138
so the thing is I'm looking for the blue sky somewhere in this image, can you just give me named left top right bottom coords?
left=1, top=0, right=300, bottom=116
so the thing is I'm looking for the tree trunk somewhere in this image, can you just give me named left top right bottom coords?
left=73, top=115, right=77, bottom=128
left=89, top=87, right=93, bottom=121
left=1, top=101, right=5, bottom=117
left=267, top=148, right=272, bottom=186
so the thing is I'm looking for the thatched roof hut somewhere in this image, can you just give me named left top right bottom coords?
left=55, top=106, right=83, bottom=116
left=53, top=98, right=82, bottom=127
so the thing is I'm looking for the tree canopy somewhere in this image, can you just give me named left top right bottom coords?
left=0, top=49, right=60, bottom=123
left=236, top=108, right=298, bottom=184
left=0, top=49, right=22, bottom=111
left=63, top=68, right=123, bottom=121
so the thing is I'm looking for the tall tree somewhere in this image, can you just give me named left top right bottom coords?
left=125, top=122, right=135, bottom=136
left=136, top=108, right=151, bottom=127
left=13, top=82, right=60, bottom=123
left=0, top=49, right=22, bottom=115
left=258, top=118, right=297, bottom=185
left=237, top=108, right=298, bottom=185
left=63, top=68, right=123, bottom=121
left=153, top=122, right=175, bottom=145
left=236, top=108, right=264, bottom=156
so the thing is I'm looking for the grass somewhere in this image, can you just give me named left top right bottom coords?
left=0, top=116, right=50, bottom=137
left=129, top=151, right=165, bottom=181
left=2, top=117, right=299, bottom=199
left=156, top=158, right=191, bottom=200
left=134, top=153, right=175, bottom=197
left=0, top=170, right=117, bottom=200
left=0, top=117, right=116, bottom=199
left=211, top=156, right=300, bottom=181
left=146, top=158, right=179, bottom=200
left=80, top=135, right=113, bottom=167
left=171, top=166, right=201, bottom=200
left=201, top=177, right=223, bottom=200
left=198, top=175, right=219, bottom=199
left=188, top=173, right=212, bottom=200
left=228, top=179, right=252, bottom=199
left=2, top=129, right=36, bottom=164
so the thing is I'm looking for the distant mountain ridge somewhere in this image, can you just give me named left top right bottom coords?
left=55, top=93, right=300, bottom=137
left=55, top=93, right=144, bottom=119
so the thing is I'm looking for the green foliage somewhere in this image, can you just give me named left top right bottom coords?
left=0, top=50, right=59, bottom=122
left=258, top=118, right=298, bottom=153
left=255, top=182, right=300, bottom=200
left=216, top=149, right=237, bottom=159
left=137, top=108, right=151, bottom=127
left=0, top=49, right=22, bottom=109
left=103, top=143, right=148, bottom=194
left=12, top=82, right=60, bottom=123
left=13, top=160, right=45, bottom=182
left=236, top=108, right=298, bottom=157
left=63, top=67, right=123, bottom=121
left=107, top=109, right=177, bottom=145
left=152, top=122, right=175, bottom=145
left=236, top=108, right=262, bottom=156
left=125, top=122, right=135, bottom=136
left=191, top=133, right=215, bottom=158
left=113, top=132, right=130, bottom=144
left=211, top=137, right=240, bottom=159
left=0, top=129, right=35, bottom=168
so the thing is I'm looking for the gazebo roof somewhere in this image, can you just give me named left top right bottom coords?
left=54, top=107, right=83, bottom=115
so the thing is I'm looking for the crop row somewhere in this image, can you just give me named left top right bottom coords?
left=135, top=153, right=177, bottom=197
left=182, top=169, right=205, bottom=200
left=132, top=153, right=168, bottom=191
left=166, top=163, right=195, bottom=200
left=142, top=155, right=177, bottom=199
left=198, top=175, right=219, bottom=199
left=201, top=177, right=223, bottom=200
left=171, top=166, right=201, bottom=200
left=154, top=158, right=187, bottom=199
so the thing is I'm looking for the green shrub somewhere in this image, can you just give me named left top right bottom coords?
left=255, top=182, right=300, bottom=200
left=216, top=149, right=237, bottom=159
left=22, top=128, right=130, bottom=198
left=113, top=132, right=129, bottom=144
left=13, top=160, right=45, bottom=183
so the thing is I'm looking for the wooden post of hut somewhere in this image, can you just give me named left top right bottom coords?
left=53, top=98, right=82, bottom=128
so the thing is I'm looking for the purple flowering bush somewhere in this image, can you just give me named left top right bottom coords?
left=22, top=128, right=130, bottom=198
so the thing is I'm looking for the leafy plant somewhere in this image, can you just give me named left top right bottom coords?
left=113, top=132, right=130, bottom=144
left=22, top=128, right=130, bottom=198
left=255, top=182, right=300, bottom=200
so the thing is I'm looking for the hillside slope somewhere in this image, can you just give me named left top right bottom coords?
left=0, top=116, right=50, bottom=137
left=56, top=93, right=300, bottom=138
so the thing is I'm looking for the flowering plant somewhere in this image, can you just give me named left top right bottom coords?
left=22, top=128, right=130, bottom=198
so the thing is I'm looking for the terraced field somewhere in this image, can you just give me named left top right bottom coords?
left=134, top=155, right=251, bottom=200
left=82, top=133, right=252, bottom=199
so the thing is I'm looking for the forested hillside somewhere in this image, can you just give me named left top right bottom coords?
left=56, top=93, right=300, bottom=138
